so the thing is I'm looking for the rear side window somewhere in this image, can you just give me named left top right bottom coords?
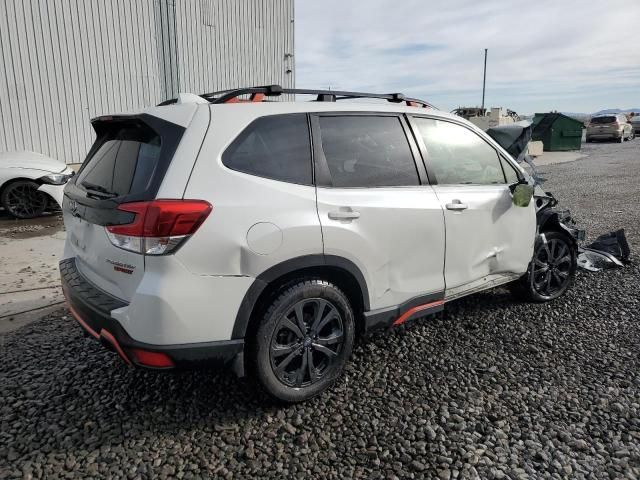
left=222, top=114, right=312, bottom=185
left=317, top=115, right=419, bottom=187
left=77, top=121, right=161, bottom=197
left=413, top=117, right=506, bottom=185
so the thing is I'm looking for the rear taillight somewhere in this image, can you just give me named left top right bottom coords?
left=106, top=200, right=212, bottom=255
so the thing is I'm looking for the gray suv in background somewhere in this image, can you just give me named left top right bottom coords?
left=630, top=114, right=640, bottom=136
left=586, top=114, right=634, bottom=142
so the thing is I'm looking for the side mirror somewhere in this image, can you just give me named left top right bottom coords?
left=511, top=183, right=534, bottom=207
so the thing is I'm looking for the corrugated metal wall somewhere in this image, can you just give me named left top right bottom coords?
left=0, top=0, right=295, bottom=164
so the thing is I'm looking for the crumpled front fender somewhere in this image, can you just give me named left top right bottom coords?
left=537, top=208, right=585, bottom=245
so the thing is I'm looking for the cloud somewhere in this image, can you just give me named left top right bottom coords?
left=295, top=0, right=640, bottom=113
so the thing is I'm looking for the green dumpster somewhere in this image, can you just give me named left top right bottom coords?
left=531, top=113, right=584, bottom=151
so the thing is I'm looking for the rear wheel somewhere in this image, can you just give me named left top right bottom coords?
left=510, top=231, right=577, bottom=302
left=250, top=279, right=355, bottom=403
left=1, top=180, right=48, bottom=219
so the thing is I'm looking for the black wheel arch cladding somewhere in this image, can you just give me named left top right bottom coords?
left=231, top=255, right=369, bottom=340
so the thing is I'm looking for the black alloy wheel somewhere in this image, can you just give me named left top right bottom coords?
left=270, top=298, right=345, bottom=388
left=510, top=230, right=577, bottom=302
left=1, top=180, right=48, bottom=219
left=531, top=236, right=573, bottom=298
left=251, top=279, right=355, bottom=403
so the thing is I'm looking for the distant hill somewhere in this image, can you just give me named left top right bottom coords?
left=558, top=109, right=640, bottom=123
left=536, top=109, right=640, bottom=125
left=593, top=108, right=640, bottom=115
left=562, top=112, right=590, bottom=122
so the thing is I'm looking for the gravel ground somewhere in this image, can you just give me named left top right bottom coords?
left=1, top=140, right=639, bottom=479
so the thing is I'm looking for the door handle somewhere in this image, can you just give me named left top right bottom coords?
left=328, top=209, right=360, bottom=221
left=445, top=199, right=468, bottom=211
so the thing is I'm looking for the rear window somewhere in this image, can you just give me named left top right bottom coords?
left=590, top=116, right=616, bottom=124
left=77, top=121, right=162, bottom=198
left=222, top=114, right=312, bottom=185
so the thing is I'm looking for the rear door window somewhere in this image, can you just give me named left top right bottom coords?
left=76, top=121, right=162, bottom=198
left=222, top=114, right=312, bottom=185
left=316, top=115, right=420, bottom=187
left=412, top=117, right=506, bottom=185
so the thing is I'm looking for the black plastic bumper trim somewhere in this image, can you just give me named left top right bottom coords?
left=60, top=257, right=244, bottom=371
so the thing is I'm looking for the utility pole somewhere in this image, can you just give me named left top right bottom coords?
left=481, top=48, right=488, bottom=113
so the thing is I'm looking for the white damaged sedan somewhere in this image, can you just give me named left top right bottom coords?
left=0, top=151, right=74, bottom=219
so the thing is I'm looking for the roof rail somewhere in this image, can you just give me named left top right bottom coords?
left=158, top=85, right=436, bottom=109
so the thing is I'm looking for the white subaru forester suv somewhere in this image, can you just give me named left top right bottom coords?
left=60, top=86, right=578, bottom=402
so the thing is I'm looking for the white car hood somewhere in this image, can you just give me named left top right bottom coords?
left=0, top=150, right=67, bottom=173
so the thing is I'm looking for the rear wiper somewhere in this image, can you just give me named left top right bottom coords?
left=80, top=181, right=118, bottom=198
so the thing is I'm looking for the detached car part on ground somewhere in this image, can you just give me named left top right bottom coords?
left=60, top=86, right=585, bottom=403
left=0, top=151, right=74, bottom=218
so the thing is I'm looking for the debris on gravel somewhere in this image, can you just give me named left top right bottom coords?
left=1, top=141, right=639, bottom=479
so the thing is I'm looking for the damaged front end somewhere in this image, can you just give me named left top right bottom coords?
left=534, top=188, right=585, bottom=243
left=533, top=187, right=630, bottom=272
left=485, top=123, right=631, bottom=273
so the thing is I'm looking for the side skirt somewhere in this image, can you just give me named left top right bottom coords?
left=444, top=273, right=520, bottom=302
left=363, top=273, right=520, bottom=333
left=363, top=292, right=445, bottom=333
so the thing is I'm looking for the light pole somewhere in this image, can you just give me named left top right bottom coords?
left=481, top=48, right=488, bottom=113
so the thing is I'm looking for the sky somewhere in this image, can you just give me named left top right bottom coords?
left=295, top=0, right=640, bottom=114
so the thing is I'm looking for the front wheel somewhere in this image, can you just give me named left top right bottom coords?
left=1, top=180, right=48, bottom=219
left=510, top=231, right=577, bottom=302
left=250, top=279, right=355, bottom=403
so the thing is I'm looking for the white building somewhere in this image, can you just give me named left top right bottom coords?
left=0, top=0, right=295, bottom=164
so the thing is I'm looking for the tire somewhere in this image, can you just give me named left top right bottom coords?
left=0, top=180, right=48, bottom=219
left=585, top=137, right=591, bottom=143
left=250, top=279, right=355, bottom=403
left=510, top=231, right=577, bottom=303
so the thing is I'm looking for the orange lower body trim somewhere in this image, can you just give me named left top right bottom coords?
left=65, top=298, right=132, bottom=366
left=99, top=329, right=132, bottom=366
left=392, top=300, right=445, bottom=326
left=67, top=302, right=100, bottom=339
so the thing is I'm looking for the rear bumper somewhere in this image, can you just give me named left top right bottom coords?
left=60, top=258, right=244, bottom=372
left=586, top=132, right=622, bottom=139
